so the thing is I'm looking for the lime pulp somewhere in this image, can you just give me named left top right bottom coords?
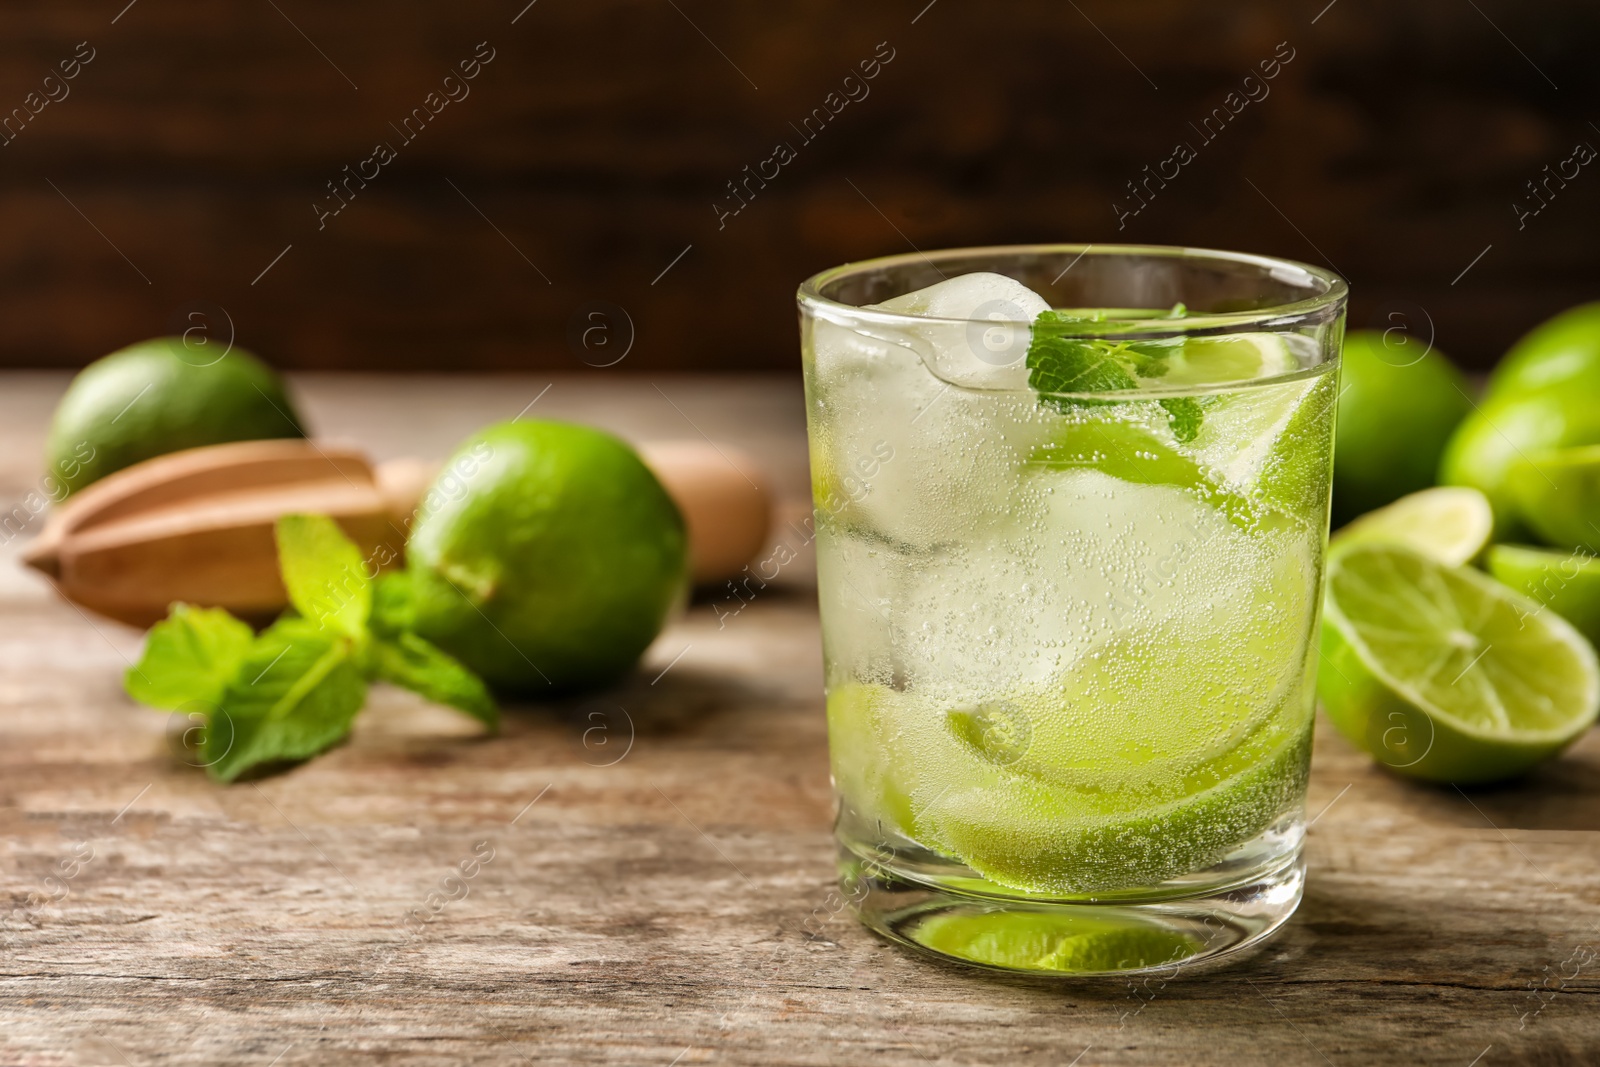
left=1319, top=544, right=1600, bottom=783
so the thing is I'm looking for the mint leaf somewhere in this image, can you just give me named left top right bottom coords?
left=1026, top=311, right=1205, bottom=439
left=276, top=514, right=371, bottom=637
left=371, top=632, right=498, bottom=731
left=125, top=604, right=254, bottom=711
left=130, top=517, right=497, bottom=784
left=370, top=570, right=416, bottom=639
left=1160, top=397, right=1205, bottom=443
left=1126, top=340, right=1179, bottom=379
left=204, top=617, right=367, bottom=782
left=1026, top=319, right=1138, bottom=399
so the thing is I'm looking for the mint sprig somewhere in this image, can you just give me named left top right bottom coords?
left=370, top=631, right=497, bottom=730
left=124, top=604, right=254, bottom=712
left=277, top=512, right=372, bottom=637
left=204, top=616, right=368, bottom=781
left=125, top=514, right=498, bottom=782
left=1025, top=308, right=1206, bottom=442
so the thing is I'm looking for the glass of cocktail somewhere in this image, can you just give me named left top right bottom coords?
left=798, top=245, right=1346, bottom=975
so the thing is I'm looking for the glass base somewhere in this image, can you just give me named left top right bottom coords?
left=841, top=843, right=1304, bottom=977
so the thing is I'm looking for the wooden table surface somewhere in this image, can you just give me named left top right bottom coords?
left=2, top=374, right=1598, bottom=1066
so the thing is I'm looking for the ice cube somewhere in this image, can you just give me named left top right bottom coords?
left=870, top=272, right=1051, bottom=391
left=814, top=526, right=906, bottom=687
left=808, top=313, right=913, bottom=383
left=802, top=273, right=1055, bottom=550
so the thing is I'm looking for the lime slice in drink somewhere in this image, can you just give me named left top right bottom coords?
left=910, top=908, right=1204, bottom=975
left=1033, top=334, right=1329, bottom=526
left=1487, top=543, right=1600, bottom=648
left=928, top=720, right=1310, bottom=894
left=981, top=559, right=1316, bottom=792
left=1160, top=332, right=1299, bottom=386
left=834, top=651, right=1314, bottom=894
left=1027, top=413, right=1270, bottom=532
left=1249, top=368, right=1337, bottom=520
left=1319, top=544, right=1600, bottom=784
left=826, top=683, right=918, bottom=839
left=1332, top=486, right=1494, bottom=566
left=1511, top=445, right=1600, bottom=552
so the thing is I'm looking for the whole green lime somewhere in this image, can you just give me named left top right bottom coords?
left=1485, top=301, right=1600, bottom=400
left=405, top=420, right=689, bottom=696
left=1332, top=330, right=1470, bottom=526
left=1442, top=303, right=1600, bottom=536
left=46, top=337, right=305, bottom=496
left=1440, top=387, right=1600, bottom=538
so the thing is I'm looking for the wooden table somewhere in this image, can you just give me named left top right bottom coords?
left=2, top=374, right=1597, bottom=1066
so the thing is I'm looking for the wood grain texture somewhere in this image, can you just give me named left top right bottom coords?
left=0, top=1, right=1597, bottom=372
left=3, top=376, right=1600, bottom=1066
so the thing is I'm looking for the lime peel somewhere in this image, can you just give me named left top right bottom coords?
left=1331, top=486, right=1494, bottom=566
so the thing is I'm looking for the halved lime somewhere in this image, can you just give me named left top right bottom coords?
left=1319, top=544, right=1600, bottom=783
left=1511, top=445, right=1600, bottom=552
left=1140, top=332, right=1299, bottom=387
left=1487, top=544, right=1600, bottom=648
left=1332, top=486, right=1494, bottom=566
left=910, top=908, right=1204, bottom=975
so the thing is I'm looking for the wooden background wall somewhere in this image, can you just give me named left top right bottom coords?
left=1, top=0, right=1596, bottom=373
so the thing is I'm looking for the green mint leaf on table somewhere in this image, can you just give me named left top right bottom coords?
left=371, top=632, right=498, bottom=732
left=125, top=604, right=254, bottom=711
left=371, top=571, right=497, bottom=729
left=124, top=515, right=499, bottom=784
left=205, top=617, right=367, bottom=782
left=276, top=513, right=371, bottom=637
left=369, top=570, right=416, bottom=639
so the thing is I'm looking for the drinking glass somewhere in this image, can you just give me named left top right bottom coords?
left=798, top=244, right=1346, bottom=975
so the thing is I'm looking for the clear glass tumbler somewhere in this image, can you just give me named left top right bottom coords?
left=797, top=244, right=1346, bottom=976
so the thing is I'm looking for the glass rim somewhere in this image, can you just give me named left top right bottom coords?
left=796, top=242, right=1349, bottom=338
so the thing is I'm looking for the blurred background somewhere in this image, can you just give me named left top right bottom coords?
left=1, top=0, right=1596, bottom=373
